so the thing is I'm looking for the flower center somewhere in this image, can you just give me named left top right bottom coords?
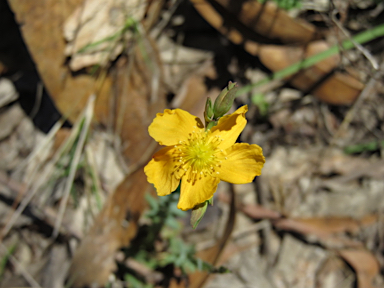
left=172, top=128, right=224, bottom=182
left=186, top=136, right=215, bottom=168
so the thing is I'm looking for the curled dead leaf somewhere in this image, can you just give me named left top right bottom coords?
left=338, top=248, right=380, bottom=288
left=273, top=216, right=374, bottom=238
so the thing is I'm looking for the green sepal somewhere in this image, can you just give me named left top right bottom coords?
left=190, top=200, right=209, bottom=229
left=204, top=97, right=214, bottom=124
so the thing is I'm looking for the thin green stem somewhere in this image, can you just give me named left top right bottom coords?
left=238, top=23, right=384, bottom=96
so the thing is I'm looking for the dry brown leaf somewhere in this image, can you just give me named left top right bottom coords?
left=338, top=248, right=380, bottom=288
left=272, top=217, right=379, bottom=250
left=190, top=0, right=318, bottom=57
left=63, top=0, right=146, bottom=70
left=8, top=0, right=108, bottom=124
left=258, top=41, right=364, bottom=105
left=273, top=216, right=376, bottom=238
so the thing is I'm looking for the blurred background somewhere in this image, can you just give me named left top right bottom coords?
left=1, top=0, right=384, bottom=287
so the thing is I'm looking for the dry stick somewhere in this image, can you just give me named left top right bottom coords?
left=0, top=242, right=41, bottom=288
left=52, top=95, right=95, bottom=238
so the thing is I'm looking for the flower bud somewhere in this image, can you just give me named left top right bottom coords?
left=213, top=81, right=238, bottom=119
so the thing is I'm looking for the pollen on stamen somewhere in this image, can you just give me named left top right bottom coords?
left=216, top=172, right=220, bottom=174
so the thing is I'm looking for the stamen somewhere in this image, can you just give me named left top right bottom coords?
left=171, top=129, right=224, bottom=179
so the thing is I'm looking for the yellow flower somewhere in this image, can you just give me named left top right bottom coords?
left=144, top=105, right=265, bottom=211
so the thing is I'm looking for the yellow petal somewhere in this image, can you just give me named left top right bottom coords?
left=144, top=146, right=184, bottom=196
left=217, top=143, right=265, bottom=184
left=149, top=109, right=204, bottom=146
left=177, top=174, right=220, bottom=211
left=210, top=105, right=248, bottom=150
